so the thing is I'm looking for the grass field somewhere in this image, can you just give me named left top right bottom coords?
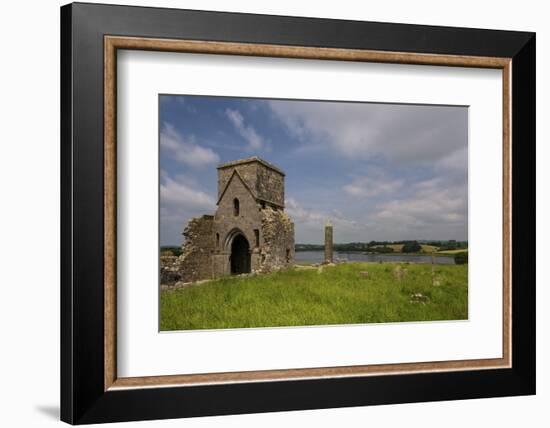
left=160, top=262, right=468, bottom=331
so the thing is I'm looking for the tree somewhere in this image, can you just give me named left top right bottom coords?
left=371, top=246, right=393, bottom=253
left=454, top=251, right=468, bottom=265
left=402, top=241, right=421, bottom=253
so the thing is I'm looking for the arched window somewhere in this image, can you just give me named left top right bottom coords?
left=233, top=198, right=240, bottom=216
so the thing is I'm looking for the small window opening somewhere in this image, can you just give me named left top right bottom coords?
left=286, top=248, right=291, bottom=263
left=254, top=229, right=260, bottom=247
left=216, top=233, right=220, bottom=247
left=260, top=201, right=266, bottom=209
left=233, top=198, right=240, bottom=216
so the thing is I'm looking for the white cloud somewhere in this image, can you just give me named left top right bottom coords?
left=371, top=177, right=467, bottom=237
left=267, top=100, right=467, bottom=166
left=160, top=122, right=219, bottom=167
left=285, top=197, right=326, bottom=226
left=343, top=171, right=404, bottom=198
left=160, top=173, right=216, bottom=213
left=286, top=197, right=359, bottom=242
left=435, top=146, right=468, bottom=174
left=159, top=173, right=217, bottom=245
left=225, top=108, right=265, bottom=151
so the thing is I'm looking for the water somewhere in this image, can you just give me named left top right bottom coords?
left=294, top=250, right=455, bottom=265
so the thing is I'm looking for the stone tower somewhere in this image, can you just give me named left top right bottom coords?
left=324, top=220, right=333, bottom=264
left=163, top=157, right=295, bottom=285
left=211, top=157, right=294, bottom=277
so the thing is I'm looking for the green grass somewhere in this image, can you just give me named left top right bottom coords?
left=160, top=262, right=468, bottom=331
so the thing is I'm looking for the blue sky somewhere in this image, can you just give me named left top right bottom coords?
left=160, top=95, right=468, bottom=246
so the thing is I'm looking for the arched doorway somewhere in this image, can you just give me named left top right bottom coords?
left=230, top=234, right=250, bottom=274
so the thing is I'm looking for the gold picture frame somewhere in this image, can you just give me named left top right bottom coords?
left=103, top=36, right=512, bottom=391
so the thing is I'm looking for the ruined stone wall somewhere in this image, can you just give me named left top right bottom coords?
left=169, top=215, right=215, bottom=284
left=159, top=254, right=181, bottom=285
left=162, top=157, right=293, bottom=284
left=256, top=165, right=284, bottom=207
left=258, top=207, right=294, bottom=272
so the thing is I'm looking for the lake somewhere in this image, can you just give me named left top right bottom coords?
left=294, top=251, right=456, bottom=265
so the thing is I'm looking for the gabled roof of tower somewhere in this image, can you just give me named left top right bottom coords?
left=217, top=156, right=285, bottom=176
left=216, top=169, right=284, bottom=208
left=217, top=169, right=255, bottom=206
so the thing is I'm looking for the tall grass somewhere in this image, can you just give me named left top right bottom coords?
left=160, top=262, right=468, bottom=331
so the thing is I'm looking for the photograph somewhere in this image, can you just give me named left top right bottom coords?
left=54, top=2, right=537, bottom=424
left=159, top=94, right=469, bottom=331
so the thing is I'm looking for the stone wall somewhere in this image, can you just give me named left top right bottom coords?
left=171, top=215, right=215, bottom=284
left=161, top=158, right=294, bottom=285
left=213, top=173, right=261, bottom=253
left=256, top=164, right=284, bottom=207
left=259, top=207, right=294, bottom=273
left=217, top=163, right=257, bottom=201
left=159, top=254, right=181, bottom=285
left=217, top=158, right=285, bottom=208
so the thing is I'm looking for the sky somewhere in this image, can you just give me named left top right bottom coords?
left=159, top=95, right=468, bottom=246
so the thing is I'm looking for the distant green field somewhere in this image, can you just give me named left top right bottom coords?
left=160, top=262, right=468, bottom=331
left=437, top=249, right=469, bottom=255
left=371, top=244, right=441, bottom=253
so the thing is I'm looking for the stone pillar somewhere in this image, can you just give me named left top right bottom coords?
left=324, top=220, right=333, bottom=264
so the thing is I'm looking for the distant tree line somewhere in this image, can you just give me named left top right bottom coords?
left=401, top=241, right=422, bottom=253
left=295, top=240, right=467, bottom=254
left=425, top=239, right=468, bottom=251
left=369, top=246, right=394, bottom=253
left=294, top=243, right=325, bottom=251
left=160, top=246, right=183, bottom=257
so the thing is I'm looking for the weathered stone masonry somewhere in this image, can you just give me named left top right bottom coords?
left=161, top=157, right=295, bottom=285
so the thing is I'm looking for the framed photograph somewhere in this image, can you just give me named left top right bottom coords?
left=61, top=2, right=535, bottom=424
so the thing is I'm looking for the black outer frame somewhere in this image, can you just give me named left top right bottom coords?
left=60, top=2, right=535, bottom=424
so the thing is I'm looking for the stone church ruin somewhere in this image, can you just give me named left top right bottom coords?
left=161, top=157, right=295, bottom=285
